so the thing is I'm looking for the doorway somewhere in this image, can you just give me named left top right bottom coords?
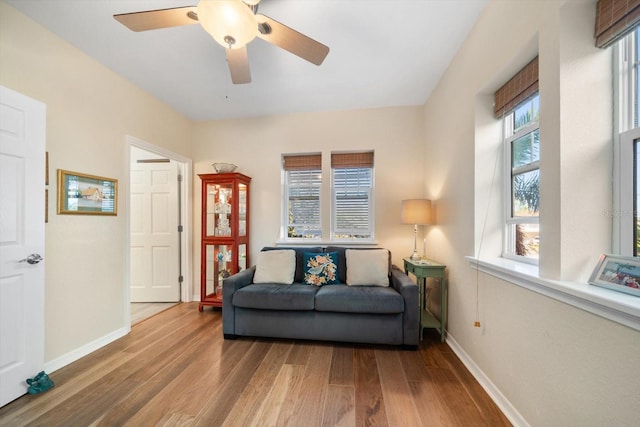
left=126, top=136, right=192, bottom=325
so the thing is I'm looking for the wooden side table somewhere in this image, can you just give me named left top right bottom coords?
left=403, top=258, right=447, bottom=342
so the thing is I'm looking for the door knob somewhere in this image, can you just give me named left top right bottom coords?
left=19, top=254, right=43, bottom=265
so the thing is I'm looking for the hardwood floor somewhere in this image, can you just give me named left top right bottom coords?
left=0, top=303, right=511, bottom=426
left=131, top=302, right=179, bottom=325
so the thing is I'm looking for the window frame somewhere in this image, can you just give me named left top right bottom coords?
left=330, top=165, right=375, bottom=240
left=614, top=27, right=640, bottom=256
left=502, top=94, right=540, bottom=264
left=281, top=154, right=322, bottom=241
left=616, top=128, right=639, bottom=256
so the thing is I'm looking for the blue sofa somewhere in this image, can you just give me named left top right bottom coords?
left=222, top=246, right=419, bottom=348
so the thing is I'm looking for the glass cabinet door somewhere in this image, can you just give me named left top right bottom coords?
left=204, top=244, right=234, bottom=300
left=206, top=183, right=233, bottom=237
left=238, top=243, right=247, bottom=271
left=239, top=183, right=247, bottom=237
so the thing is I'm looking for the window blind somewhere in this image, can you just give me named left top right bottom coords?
left=283, top=154, right=322, bottom=238
left=288, top=170, right=321, bottom=225
left=494, top=56, right=539, bottom=119
left=331, top=151, right=374, bottom=169
left=283, top=154, right=321, bottom=171
left=333, top=169, right=372, bottom=235
left=331, top=151, right=373, bottom=237
left=595, top=0, right=640, bottom=48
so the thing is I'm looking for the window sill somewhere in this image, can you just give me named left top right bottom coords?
left=466, top=256, right=640, bottom=332
left=275, top=239, right=379, bottom=247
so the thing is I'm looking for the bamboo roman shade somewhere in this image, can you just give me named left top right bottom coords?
left=493, top=56, right=539, bottom=119
left=331, top=151, right=374, bottom=169
left=594, top=0, right=640, bottom=48
left=283, top=154, right=321, bottom=171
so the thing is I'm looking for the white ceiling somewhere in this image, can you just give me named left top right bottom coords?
left=6, top=0, right=487, bottom=121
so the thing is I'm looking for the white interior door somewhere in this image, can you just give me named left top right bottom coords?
left=130, top=159, right=180, bottom=302
left=0, top=86, right=46, bottom=406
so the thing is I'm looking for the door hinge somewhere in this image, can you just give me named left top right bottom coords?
left=178, top=275, right=184, bottom=283
left=178, top=174, right=183, bottom=182
left=177, top=225, right=183, bottom=232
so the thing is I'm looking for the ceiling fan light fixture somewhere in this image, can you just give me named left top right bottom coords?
left=197, top=0, right=257, bottom=49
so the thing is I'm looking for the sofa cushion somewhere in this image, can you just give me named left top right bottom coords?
left=314, top=285, right=404, bottom=314
left=345, top=248, right=390, bottom=286
left=233, top=283, right=319, bottom=311
left=325, top=246, right=391, bottom=284
left=261, top=246, right=323, bottom=283
left=302, top=252, right=340, bottom=286
left=253, top=249, right=296, bottom=284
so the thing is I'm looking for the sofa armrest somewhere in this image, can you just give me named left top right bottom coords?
left=390, top=265, right=419, bottom=346
left=223, top=266, right=255, bottom=295
left=222, top=266, right=256, bottom=336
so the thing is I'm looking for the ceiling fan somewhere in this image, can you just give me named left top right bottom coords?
left=114, top=0, right=330, bottom=84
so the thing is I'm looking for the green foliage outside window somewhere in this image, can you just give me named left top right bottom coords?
left=636, top=219, right=640, bottom=256
left=507, top=95, right=540, bottom=259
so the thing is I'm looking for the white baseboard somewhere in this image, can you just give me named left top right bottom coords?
left=44, top=326, right=129, bottom=374
left=445, top=333, right=529, bottom=427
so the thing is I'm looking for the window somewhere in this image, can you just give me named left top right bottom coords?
left=331, top=152, right=374, bottom=239
left=282, top=154, right=322, bottom=239
left=615, top=26, right=640, bottom=256
left=636, top=140, right=639, bottom=255
left=503, top=95, right=540, bottom=262
left=281, top=151, right=375, bottom=242
left=635, top=26, right=640, bottom=128
left=493, top=56, right=540, bottom=263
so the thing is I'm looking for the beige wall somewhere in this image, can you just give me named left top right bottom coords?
left=191, top=106, right=426, bottom=296
left=0, top=1, right=193, bottom=362
left=424, top=0, right=639, bottom=425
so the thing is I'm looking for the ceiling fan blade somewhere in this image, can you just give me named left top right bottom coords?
left=255, top=14, right=329, bottom=66
left=114, top=6, right=198, bottom=32
left=226, top=47, right=252, bottom=84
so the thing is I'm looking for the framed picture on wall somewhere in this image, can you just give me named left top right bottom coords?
left=588, top=254, right=640, bottom=297
left=57, top=169, right=117, bottom=215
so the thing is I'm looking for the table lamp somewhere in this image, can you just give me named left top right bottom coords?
left=401, top=199, right=433, bottom=260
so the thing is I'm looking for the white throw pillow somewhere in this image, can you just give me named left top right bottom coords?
left=346, top=249, right=390, bottom=286
left=253, top=250, right=296, bottom=284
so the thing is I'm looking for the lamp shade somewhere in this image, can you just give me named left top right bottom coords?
left=198, top=0, right=257, bottom=49
left=401, top=199, right=433, bottom=225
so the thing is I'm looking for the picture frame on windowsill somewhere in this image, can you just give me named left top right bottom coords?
left=588, top=254, right=640, bottom=297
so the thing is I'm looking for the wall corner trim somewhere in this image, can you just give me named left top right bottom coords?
left=446, top=333, right=530, bottom=427
left=44, top=326, right=129, bottom=374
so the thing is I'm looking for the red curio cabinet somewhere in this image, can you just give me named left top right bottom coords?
left=199, top=172, right=251, bottom=311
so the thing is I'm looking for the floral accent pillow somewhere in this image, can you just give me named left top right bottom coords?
left=303, top=252, right=339, bottom=286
